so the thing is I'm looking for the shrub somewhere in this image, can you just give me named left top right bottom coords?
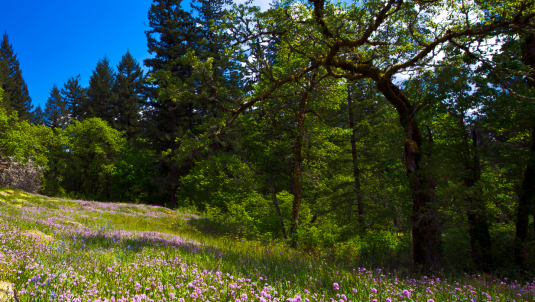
left=0, top=156, right=44, bottom=192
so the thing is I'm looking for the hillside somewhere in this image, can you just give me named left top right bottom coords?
left=0, top=188, right=533, bottom=301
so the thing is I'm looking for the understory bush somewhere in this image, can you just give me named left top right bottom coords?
left=0, top=156, right=44, bottom=192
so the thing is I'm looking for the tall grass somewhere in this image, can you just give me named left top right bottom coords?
left=0, top=188, right=533, bottom=301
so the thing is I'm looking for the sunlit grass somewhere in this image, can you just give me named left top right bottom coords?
left=0, top=187, right=533, bottom=301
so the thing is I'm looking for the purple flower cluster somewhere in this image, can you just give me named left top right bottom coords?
left=0, top=192, right=534, bottom=302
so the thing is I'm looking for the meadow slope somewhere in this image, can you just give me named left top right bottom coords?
left=0, top=188, right=533, bottom=302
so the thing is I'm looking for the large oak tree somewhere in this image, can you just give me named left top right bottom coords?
left=222, top=0, right=535, bottom=268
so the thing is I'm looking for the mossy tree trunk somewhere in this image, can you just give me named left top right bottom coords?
left=376, top=80, right=441, bottom=269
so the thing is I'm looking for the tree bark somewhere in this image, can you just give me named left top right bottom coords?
left=212, top=102, right=219, bottom=153
left=288, top=155, right=294, bottom=195
left=347, top=84, right=364, bottom=232
left=514, top=127, right=535, bottom=268
left=514, top=34, right=535, bottom=267
left=376, top=79, right=441, bottom=269
left=464, top=127, right=493, bottom=272
left=170, top=105, right=178, bottom=209
left=289, top=93, right=308, bottom=248
left=244, top=157, right=287, bottom=239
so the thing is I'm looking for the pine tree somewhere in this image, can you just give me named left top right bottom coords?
left=191, top=0, right=233, bottom=62
left=61, top=74, right=87, bottom=122
left=0, top=78, right=4, bottom=110
left=114, top=50, right=143, bottom=142
left=86, top=55, right=117, bottom=126
left=30, top=103, right=46, bottom=125
left=144, top=1, right=197, bottom=76
left=191, top=0, right=243, bottom=154
left=144, top=0, right=198, bottom=207
left=44, top=84, right=68, bottom=130
left=0, top=31, right=33, bottom=120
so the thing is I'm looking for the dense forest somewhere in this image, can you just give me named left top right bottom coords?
left=0, top=0, right=534, bottom=276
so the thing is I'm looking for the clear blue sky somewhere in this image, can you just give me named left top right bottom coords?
left=1, top=0, right=270, bottom=110
left=1, top=0, right=157, bottom=109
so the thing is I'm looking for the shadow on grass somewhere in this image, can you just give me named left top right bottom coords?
left=58, top=220, right=346, bottom=288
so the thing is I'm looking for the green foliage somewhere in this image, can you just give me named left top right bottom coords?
left=61, top=74, right=86, bottom=122
left=179, top=154, right=296, bottom=239
left=177, top=153, right=260, bottom=211
left=43, top=118, right=126, bottom=199
left=30, top=103, right=45, bottom=125
left=85, top=56, right=117, bottom=124
left=0, top=31, right=32, bottom=120
left=109, top=143, right=159, bottom=203
left=44, top=84, right=68, bottom=130
left=113, top=50, right=144, bottom=142
left=0, top=107, right=54, bottom=166
left=2, top=0, right=534, bottom=278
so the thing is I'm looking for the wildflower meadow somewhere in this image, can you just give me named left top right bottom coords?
left=0, top=188, right=533, bottom=302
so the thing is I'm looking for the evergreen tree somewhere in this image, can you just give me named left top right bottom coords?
left=61, top=74, right=87, bottom=122
left=86, top=55, right=117, bottom=126
left=144, top=1, right=197, bottom=76
left=44, top=84, right=68, bottom=130
left=191, top=0, right=244, bottom=153
left=0, top=31, right=33, bottom=120
left=0, top=79, right=4, bottom=110
left=114, top=50, right=143, bottom=142
left=30, top=103, right=46, bottom=125
left=143, top=0, right=198, bottom=207
left=191, top=0, right=232, bottom=60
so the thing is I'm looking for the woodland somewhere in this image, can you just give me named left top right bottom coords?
left=0, top=0, right=535, bottom=278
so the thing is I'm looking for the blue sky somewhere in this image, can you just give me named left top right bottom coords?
left=1, top=0, right=270, bottom=110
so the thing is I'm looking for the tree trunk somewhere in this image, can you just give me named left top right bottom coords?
left=289, top=93, right=307, bottom=248
left=514, top=34, right=535, bottom=267
left=288, top=155, right=294, bottom=195
left=347, top=84, right=364, bottom=232
left=169, top=106, right=178, bottom=209
left=514, top=127, right=535, bottom=268
left=376, top=80, right=441, bottom=269
left=464, top=127, right=493, bottom=272
left=212, top=102, right=219, bottom=153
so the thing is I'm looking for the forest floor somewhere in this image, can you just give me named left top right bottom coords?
left=0, top=188, right=533, bottom=302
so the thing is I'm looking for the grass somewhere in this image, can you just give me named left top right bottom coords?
left=0, top=188, right=533, bottom=302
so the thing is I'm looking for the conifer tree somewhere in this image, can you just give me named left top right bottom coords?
left=191, top=0, right=243, bottom=153
left=144, top=0, right=198, bottom=207
left=86, top=56, right=117, bottom=126
left=61, top=75, right=87, bottom=122
left=30, top=103, right=46, bottom=125
left=0, top=79, right=4, bottom=110
left=192, top=0, right=232, bottom=59
left=44, top=84, right=68, bottom=131
left=114, top=50, right=143, bottom=142
left=0, top=31, right=32, bottom=120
